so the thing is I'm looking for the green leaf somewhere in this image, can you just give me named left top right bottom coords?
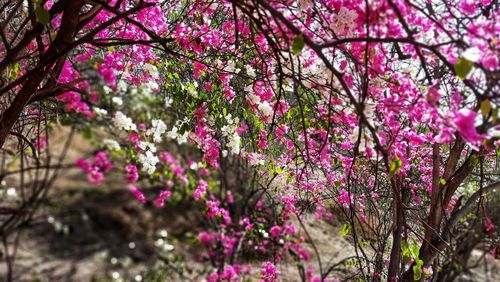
left=9, top=63, right=19, bottom=80
left=471, top=155, right=479, bottom=167
left=480, top=99, right=491, bottom=117
left=341, top=223, right=350, bottom=237
left=389, top=156, right=402, bottom=176
left=440, top=178, right=447, bottom=186
left=454, top=57, right=473, bottom=80
left=410, top=244, right=420, bottom=258
left=401, top=241, right=410, bottom=257
left=292, top=35, right=305, bottom=56
left=413, top=258, right=424, bottom=281
left=35, top=5, right=50, bottom=26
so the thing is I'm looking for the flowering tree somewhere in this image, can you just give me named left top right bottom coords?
left=1, top=0, right=499, bottom=281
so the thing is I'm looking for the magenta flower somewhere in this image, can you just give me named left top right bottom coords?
left=98, top=67, right=116, bottom=86
left=269, top=226, right=281, bottom=238
left=93, top=151, right=112, bottom=171
left=193, top=61, right=207, bottom=79
left=198, top=231, right=214, bottom=244
left=482, top=55, right=499, bottom=70
left=129, top=185, right=146, bottom=203
left=76, top=159, right=91, bottom=172
left=484, top=218, right=497, bottom=234
left=260, top=261, right=278, bottom=282
left=459, top=1, right=478, bottom=15
left=153, top=190, right=171, bottom=207
left=125, top=165, right=139, bottom=184
left=87, top=167, right=104, bottom=186
left=453, top=109, right=487, bottom=149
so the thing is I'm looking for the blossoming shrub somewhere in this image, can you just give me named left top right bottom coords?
left=1, top=0, right=499, bottom=281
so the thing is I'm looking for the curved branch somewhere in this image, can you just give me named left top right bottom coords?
left=445, top=181, right=500, bottom=235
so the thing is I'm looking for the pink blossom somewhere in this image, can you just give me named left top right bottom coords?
left=93, top=151, right=112, bottom=171
left=129, top=185, right=147, bottom=203
left=269, top=226, right=281, bottom=238
left=125, top=165, right=139, bottom=183
left=87, top=167, right=104, bottom=186
left=193, top=180, right=208, bottom=200
left=482, top=55, right=499, bottom=70
left=459, top=1, right=477, bottom=15
left=198, top=231, right=215, bottom=244
left=338, top=189, right=351, bottom=208
left=260, top=261, right=277, bottom=282
left=453, top=109, right=487, bottom=149
left=154, top=190, right=172, bottom=207
left=193, top=62, right=207, bottom=79
left=237, top=123, right=248, bottom=135
left=76, top=159, right=91, bottom=172
left=98, top=67, right=116, bottom=86
left=34, top=137, right=47, bottom=151
left=129, top=132, right=141, bottom=145
left=226, top=191, right=234, bottom=204
left=159, top=151, right=176, bottom=164
left=259, top=130, right=268, bottom=149
left=204, top=82, right=212, bottom=92
left=484, top=218, right=497, bottom=234
left=219, top=265, right=237, bottom=281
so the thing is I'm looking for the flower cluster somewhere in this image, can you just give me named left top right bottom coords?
left=76, top=152, right=112, bottom=186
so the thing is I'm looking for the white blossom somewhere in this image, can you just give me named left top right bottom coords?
left=146, top=119, right=167, bottom=143
left=177, top=131, right=189, bottom=144
left=259, top=229, right=269, bottom=239
left=221, top=116, right=241, bottom=155
left=117, top=80, right=127, bottom=92
left=112, top=111, right=136, bottom=131
left=103, top=139, right=121, bottom=151
left=227, top=134, right=241, bottom=155
left=138, top=150, right=159, bottom=175
left=224, top=61, right=240, bottom=73
left=189, top=162, right=202, bottom=170
left=247, top=93, right=260, bottom=106
left=141, top=86, right=153, bottom=99
left=463, top=47, right=481, bottom=63
left=93, top=107, right=108, bottom=116
left=148, top=81, right=159, bottom=91
left=246, top=65, right=256, bottom=77
left=103, top=86, right=112, bottom=94
left=249, top=153, right=265, bottom=166
left=138, top=141, right=156, bottom=153
left=112, top=96, right=123, bottom=106
left=331, top=7, right=357, bottom=34
left=144, top=63, right=159, bottom=79
left=244, top=84, right=254, bottom=94
left=258, top=101, right=273, bottom=117
left=6, top=187, right=18, bottom=199
left=166, top=126, right=179, bottom=140
left=164, top=97, right=173, bottom=107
